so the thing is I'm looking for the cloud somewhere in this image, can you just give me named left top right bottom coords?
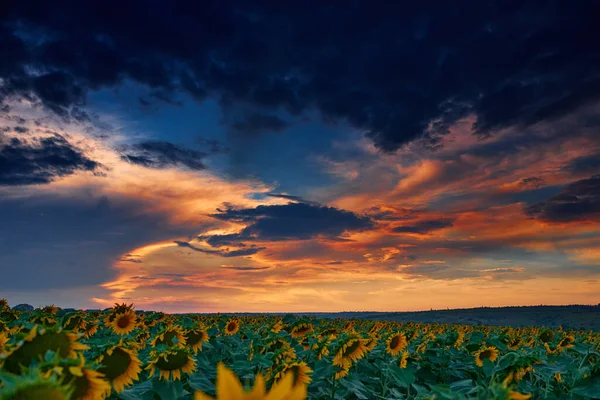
left=518, top=177, right=545, bottom=190
left=480, top=267, right=525, bottom=274
left=204, top=202, right=373, bottom=245
left=397, top=264, right=478, bottom=280
left=524, top=174, right=600, bottom=222
left=266, top=193, right=321, bottom=206
left=174, top=240, right=265, bottom=257
left=230, top=112, right=289, bottom=134
left=392, top=218, right=455, bottom=234
left=2, top=2, right=600, bottom=151
left=120, top=141, right=209, bottom=171
left=0, top=133, right=100, bottom=185
left=562, top=154, right=600, bottom=176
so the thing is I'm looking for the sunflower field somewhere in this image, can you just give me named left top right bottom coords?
left=1, top=300, right=600, bottom=399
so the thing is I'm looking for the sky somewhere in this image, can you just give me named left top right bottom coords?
left=1, top=1, right=600, bottom=313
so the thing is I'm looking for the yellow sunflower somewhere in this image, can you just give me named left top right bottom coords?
left=399, top=351, right=409, bottom=369
left=386, top=333, right=408, bottom=356
left=83, top=323, right=99, bottom=339
left=363, top=335, right=378, bottom=352
left=62, top=313, right=87, bottom=333
left=334, top=358, right=352, bottom=379
left=291, top=323, right=313, bottom=339
left=508, top=391, right=532, bottom=400
left=271, top=320, right=284, bottom=333
left=185, top=328, right=209, bottom=353
left=194, top=363, right=306, bottom=400
left=96, top=345, right=141, bottom=393
left=146, top=348, right=196, bottom=381
left=332, top=338, right=368, bottom=367
left=0, top=298, right=9, bottom=311
left=273, top=361, right=312, bottom=386
left=0, top=331, right=10, bottom=351
left=1, top=325, right=89, bottom=375
left=558, top=335, right=575, bottom=349
left=41, top=304, right=60, bottom=314
left=475, top=346, right=499, bottom=367
left=224, top=319, right=240, bottom=335
left=150, top=325, right=187, bottom=347
left=110, top=310, right=137, bottom=335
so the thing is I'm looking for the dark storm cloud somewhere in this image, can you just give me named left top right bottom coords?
left=230, top=113, right=289, bottom=135
left=2, top=1, right=600, bottom=151
left=0, top=134, right=100, bottom=185
left=392, top=218, right=455, bottom=234
left=120, top=141, right=208, bottom=171
left=524, top=174, right=600, bottom=222
left=174, top=240, right=265, bottom=257
left=204, top=202, right=373, bottom=245
left=562, top=154, right=600, bottom=175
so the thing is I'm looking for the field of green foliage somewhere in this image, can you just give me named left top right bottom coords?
left=1, top=300, right=600, bottom=399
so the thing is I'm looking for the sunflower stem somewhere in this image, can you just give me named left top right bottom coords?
left=330, top=375, right=337, bottom=399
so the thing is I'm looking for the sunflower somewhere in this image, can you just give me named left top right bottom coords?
left=475, top=346, right=499, bottom=367
left=185, top=328, right=209, bottom=353
left=273, top=361, right=312, bottom=386
left=554, top=373, right=562, bottom=383
left=508, top=391, right=532, bottom=400
left=291, top=323, right=313, bottom=339
left=83, top=323, right=99, bottom=339
left=271, top=320, right=284, bottom=333
left=539, top=329, right=555, bottom=343
left=103, top=303, right=135, bottom=326
left=386, top=332, right=408, bottom=356
left=146, top=348, right=196, bottom=381
left=96, top=344, right=141, bottom=393
left=334, top=358, right=352, bottom=379
left=224, top=319, right=240, bottom=335
left=0, top=298, right=8, bottom=311
left=109, top=310, right=137, bottom=336
left=151, top=325, right=187, bottom=347
left=363, top=335, right=378, bottom=352
left=558, top=335, right=575, bottom=349
left=399, top=351, right=409, bottom=368
left=0, top=331, right=10, bottom=351
left=194, top=363, right=306, bottom=400
left=41, top=304, right=60, bottom=314
left=507, top=337, right=523, bottom=350
left=1, top=325, right=89, bottom=375
left=62, top=313, right=87, bottom=333
left=332, top=337, right=368, bottom=367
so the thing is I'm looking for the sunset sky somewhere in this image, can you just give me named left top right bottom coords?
left=1, top=1, right=599, bottom=312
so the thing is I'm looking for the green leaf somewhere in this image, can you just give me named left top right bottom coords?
left=572, top=376, right=600, bottom=398
left=151, top=379, right=187, bottom=400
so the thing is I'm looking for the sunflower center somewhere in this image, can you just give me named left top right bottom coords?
left=98, top=348, right=132, bottom=380
left=155, top=350, right=190, bottom=371
left=480, top=350, right=493, bottom=359
left=227, top=322, right=236, bottom=331
left=117, top=316, right=131, bottom=329
left=390, top=336, right=400, bottom=349
left=343, top=340, right=362, bottom=357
